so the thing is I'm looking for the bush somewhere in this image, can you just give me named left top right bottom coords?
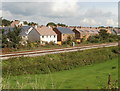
left=2, top=46, right=118, bottom=76
left=87, top=30, right=119, bottom=43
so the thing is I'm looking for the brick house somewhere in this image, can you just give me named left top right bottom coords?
left=11, top=20, right=24, bottom=27
left=72, top=27, right=99, bottom=42
left=53, top=27, right=75, bottom=43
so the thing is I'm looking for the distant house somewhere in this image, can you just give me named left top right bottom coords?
left=11, top=20, right=24, bottom=27
left=53, top=27, right=75, bottom=43
left=28, top=26, right=57, bottom=44
left=72, top=27, right=99, bottom=42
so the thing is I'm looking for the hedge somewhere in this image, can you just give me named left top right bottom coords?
left=2, top=46, right=119, bottom=76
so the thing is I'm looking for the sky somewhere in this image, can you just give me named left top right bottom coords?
left=0, top=0, right=120, bottom=27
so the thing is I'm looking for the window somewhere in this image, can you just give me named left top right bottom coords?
left=42, top=36, right=44, bottom=38
left=54, top=35, right=56, bottom=38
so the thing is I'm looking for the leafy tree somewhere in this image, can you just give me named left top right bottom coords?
left=99, top=29, right=109, bottom=40
left=23, top=21, right=28, bottom=25
left=2, top=19, right=11, bottom=26
left=87, top=36, right=100, bottom=43
left=99, top=26, right=105, bottom=28
left=28, top=22, right=38, bottom=26
left=87, top=29, right=119, bottom=43
left=2, top=27, right=22, bottom=48
left=57, top=23, right=67, bottom=27
left=46, top=22, right=56, bottom=27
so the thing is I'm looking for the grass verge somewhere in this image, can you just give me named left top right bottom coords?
left=2, top=58, right=118, bottom=89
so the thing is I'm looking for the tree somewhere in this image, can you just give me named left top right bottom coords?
left=2, top=27, right=22, bottom=48
left=99, top=29, right=109, bottom=40
left=2, top=19, right=11, bottom=26
left=99, top=26, right=105, bottom=28
left=46, top=22, right=56, bottom=27
left=28, top=22, right=38, bottom=26
left=87, top=29, right=119, bottom=43
left=57, top=23, right=67, bottom=27
left=23, top=21, right=28, bottom=25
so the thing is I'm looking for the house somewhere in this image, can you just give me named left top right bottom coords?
left=0, top=26, right=14, bottom=34
left=0, top=26, right=35, bottom=45
left=113, top=28, right=120, bottom=35
left=20, top=26, right=34, bottom=45
left=72, top=27, right=99, bottom=42
left=11, top=20, right=24, bottom=27
left=28, top=26, right=57, bottom=44
left=53, top=27, right=75, bottom=44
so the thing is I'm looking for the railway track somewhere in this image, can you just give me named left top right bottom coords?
left=0, top=43, right=118, bottom=60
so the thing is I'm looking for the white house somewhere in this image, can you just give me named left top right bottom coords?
left=28, top=26, right=57, bottom=44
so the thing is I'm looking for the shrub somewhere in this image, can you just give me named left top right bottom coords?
left=2, top=46, right=118, bottom=76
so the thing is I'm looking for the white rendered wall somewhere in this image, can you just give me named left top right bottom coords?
left=40, top=35, right=57, bottom=44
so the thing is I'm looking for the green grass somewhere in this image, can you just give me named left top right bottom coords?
left=2, top=58, right=118, bottom=89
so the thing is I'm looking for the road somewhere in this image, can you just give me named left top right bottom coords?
left=0, top=42, right=118, bottom=60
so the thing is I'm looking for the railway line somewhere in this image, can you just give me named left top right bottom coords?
left=0, top=42, right=118, bottom=60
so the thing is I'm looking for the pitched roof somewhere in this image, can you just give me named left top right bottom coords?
left=21, top=26, right=31, bottom=30
left=75, top=28, right=99, bottom=34
left=113, top=29, right=120, bottom=35
left=56, top=27, right=75, bottom=34
left=11, top=20, right=20, bottom=27
left=36, top=26, right=57, bottom=36
left=20, top=26, right=32, bottom=36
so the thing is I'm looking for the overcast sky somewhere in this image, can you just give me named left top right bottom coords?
left=1, top=0, right=120, bottom=27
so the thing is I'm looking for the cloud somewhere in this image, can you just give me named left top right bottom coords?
left=52, top=0, right=79, bottom=16
left=83, top=8, right=114, bottom=18
left=2, top=2, right=53, bottom=16
left=1, top=2, right=118, bottom=27
left=2, top=1, right=79, bottom=17
left=106, top=19, right=118, bottom=26
left=81, top=18, right=97, bottom=25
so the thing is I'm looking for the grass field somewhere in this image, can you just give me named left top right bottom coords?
left=2, top=58, right=118, bottom=89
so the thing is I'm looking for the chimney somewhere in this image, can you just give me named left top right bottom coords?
left=35, top=25, right=38, bottom=29
left=48, top=26, right=51, bottom=28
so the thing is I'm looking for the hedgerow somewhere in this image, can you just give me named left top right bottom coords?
left=2, top=46, right=119, bottom=76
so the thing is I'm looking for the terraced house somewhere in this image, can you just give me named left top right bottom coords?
left=72, top=27, right=99, bottom=42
